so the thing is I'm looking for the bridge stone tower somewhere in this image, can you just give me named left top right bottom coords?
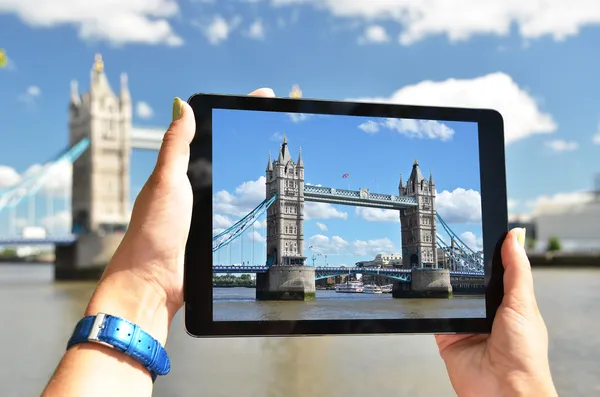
left=395, top=159, right=451, bottom=298
left=265, top=135, right=306, bottom=267
left=69, top=54, right=132, bottom=235
left=399, top=159, right=438, bottom=269
left=256, top=136, right=315, bottom=300
left=55, top=54, right=131, bottom=280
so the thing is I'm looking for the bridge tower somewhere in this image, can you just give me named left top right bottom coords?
left=69, top=54, right=132, bottom=234
left=265, top=135, right=305, bottom=267
left=56, top=54, right=131, bottom=280
left=256, top=136, right=315, bottom=300
left=399, top=159, right=438, bottom=269
left=394, top=159, right=451, bottom=298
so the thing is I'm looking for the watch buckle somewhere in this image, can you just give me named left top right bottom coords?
left=87, top=313, right=111, bottom=347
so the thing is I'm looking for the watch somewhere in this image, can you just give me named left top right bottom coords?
left=66, top=313, right=171, bottom=382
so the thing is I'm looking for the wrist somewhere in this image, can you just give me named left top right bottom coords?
left=85, top=269, right=174, bottom=345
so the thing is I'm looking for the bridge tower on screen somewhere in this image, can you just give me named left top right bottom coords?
left=265, top=135, right=306, bottom=267
left=398, top=160, right=438, bottom=269
left=68, top=54, right=132, bottom=235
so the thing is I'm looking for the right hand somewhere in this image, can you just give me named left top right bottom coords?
left=435, top=228, right=558, bottom=397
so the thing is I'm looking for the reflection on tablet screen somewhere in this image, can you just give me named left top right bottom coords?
left=211, top=109, right=485, bottom=322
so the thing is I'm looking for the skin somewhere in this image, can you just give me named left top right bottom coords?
left=42, top=88, right=558, bottom=397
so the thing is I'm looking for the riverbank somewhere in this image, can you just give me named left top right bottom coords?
left=528, top=253, right=600, bottom=267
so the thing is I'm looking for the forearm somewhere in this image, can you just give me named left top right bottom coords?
left=42, top=269, right=175, bottom=397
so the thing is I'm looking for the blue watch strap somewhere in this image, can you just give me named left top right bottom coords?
left=67, top=313, right=171, bottom=382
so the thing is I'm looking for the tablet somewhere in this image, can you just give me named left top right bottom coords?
left=184, top=93, right=507, bottom=337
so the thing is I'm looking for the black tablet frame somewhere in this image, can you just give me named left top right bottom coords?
left=184, top=93, right=508, bottom=338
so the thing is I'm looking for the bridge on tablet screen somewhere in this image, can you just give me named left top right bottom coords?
left=211, top=136, right=485, bottom=300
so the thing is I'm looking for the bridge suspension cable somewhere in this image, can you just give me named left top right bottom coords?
left=436, top=234, right=483, bottom=273
left=212, top=194, right=277, bottom=252
left=436, top=213, right=483, bottom=260
left=0, top=138, right=90, bottom=216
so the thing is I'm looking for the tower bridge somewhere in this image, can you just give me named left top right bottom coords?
left=0, top=55, right=484, bottom=296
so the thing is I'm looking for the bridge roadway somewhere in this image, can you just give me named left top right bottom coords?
left=212, top=265, right=484, bottom=282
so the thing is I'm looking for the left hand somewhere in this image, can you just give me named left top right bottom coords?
left=86, top=88, right=276, bottom=343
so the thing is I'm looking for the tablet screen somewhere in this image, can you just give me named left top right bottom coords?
left=211, top=109, right=484, bottom=322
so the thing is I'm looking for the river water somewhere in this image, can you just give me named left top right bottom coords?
left=1, top=264, right=599, bottom=397
left=214, top=287, right=485, bottom=321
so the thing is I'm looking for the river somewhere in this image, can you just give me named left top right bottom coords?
left=214, top=287, right=485, bottom=321
left=0, top=264, right=598, bottom=397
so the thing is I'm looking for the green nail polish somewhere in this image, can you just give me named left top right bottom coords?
left=516, top=228, right=527, bottom=249
left=172, top=97, right=183, bottom=121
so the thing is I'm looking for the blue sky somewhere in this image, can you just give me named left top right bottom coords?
left=1, top=1, right=600, bottom=252
left=212, top=108, right=482, bottom=265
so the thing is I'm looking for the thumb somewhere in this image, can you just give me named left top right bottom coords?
left=154, top=97, right=196, bottom=177
left=500, top=228, right=538, bottom=314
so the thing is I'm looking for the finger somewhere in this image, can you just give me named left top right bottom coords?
left=154, top=97, right=196, bottom=177
left=501, top=227, right=537, bottom=312
left=249, top=87, right=276, bottom=97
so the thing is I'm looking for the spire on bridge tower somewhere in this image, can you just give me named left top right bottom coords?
left=297, top=147, right=304, bottom=167
left=429, top=168, right=434, bottom=186
left=70, top=80, right=80, bottom=105
left=278, top=134, right=292, bottom=164
left=398, top=173, right=404, bottom=190
left=266, top=151, right=273, bottom=171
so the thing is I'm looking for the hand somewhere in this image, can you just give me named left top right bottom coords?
left=84, top=88, right=276, bottom=344
left=435, top=228, right=558, bottom=397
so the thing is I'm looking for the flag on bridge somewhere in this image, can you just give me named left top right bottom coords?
left=342, top=173, right=349, bottom=178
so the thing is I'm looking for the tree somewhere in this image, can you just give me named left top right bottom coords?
left=546, top=236, right=561, bottom=252
left=240, top=274, right=250, bottom=280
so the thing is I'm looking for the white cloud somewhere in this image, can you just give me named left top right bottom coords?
left=247, top=230, right=266, bottom=243
left=593, top=123, right=600, bottom=144
left=507, top=198, right=518, bottom=210
left=213, top=176, right=348, bottom=221
left=213, top=213, right=234, bottom=229
left=136, top=101, right=153, bottom=119
left=307, top=234, right=396, bottom=257
left=315, top=222, right=327, bottom=231
left=351, top=73, right=556, bottom=144
left=287, top=113, right=312, bottom=123
left=246, top=19, right=265, bottom=39
left=382, top=118, right=454, bottom=141
left=352, top=237, right=396, bottom=256
left=1, top=161, right=71, bottom=198
left=271, top=0, right=600, bottom=45
left=358, top=120, right=380, bottom=134
left=0, top=166, right=21, bottom=188
left=203, top=15, right=241, bottom=45
left=436, top=188, right=482, bottom=224
left=526, top=191, right=593, bottom=216
left=18, top=85, right=41, bottom=103
left=41, top=210, right=71, bottom=232
left=0, top=0, right=182, bottom=46
left=459, top=231, right=483, bottom=252
left=545, top=139, right=578, bottom=152
left=304, top=202, right=348, bottom=220
left=355, top=207, right=398, bottom=223
left=270, top=131, right=285, bottom=141
left=358, top=24, right=390, bottom=44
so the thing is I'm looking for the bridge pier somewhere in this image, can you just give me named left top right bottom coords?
left=392, top=268, right=452, bottom=298
left=55, top=233, right=124, bottom=280
left=256, top=266, right=316, bottom=301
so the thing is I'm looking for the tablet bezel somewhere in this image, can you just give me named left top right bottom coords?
left=184, top=93, right=507, bottom=338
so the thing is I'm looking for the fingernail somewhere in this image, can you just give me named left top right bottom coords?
left=263, top=88, right=275, bottom=97
left=516, top=228, right=526, bottom=249
left=172, top=97, right=183, bottom=121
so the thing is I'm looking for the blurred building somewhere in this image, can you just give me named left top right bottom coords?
left=526, top=174, right=600, bottom=253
